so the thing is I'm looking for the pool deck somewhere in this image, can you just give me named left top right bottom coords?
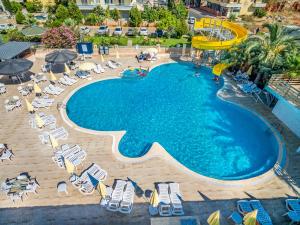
left=0, top=51, right=300, bottom=225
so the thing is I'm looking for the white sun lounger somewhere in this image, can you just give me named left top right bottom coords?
left=107, top=180, right=127, bottom=211
left=93, top=64, right=105, bottom=74
left=0, top=150, right=14, bottom=161
left=107, top=61, right=118, bottom=69
left=30, top=113, right=56, bottom=129
left=158, top=183, right=172, bottom=217
left=44, top=86, right=59, bottom=95
left=49, top=84, right=64, bottom=93
left=58, top=77, right=72, bottom=86
left=79, top=164, right=107, bottom=195
left=110, top=60, right=122, bottom=66
left=169, top=183, right=184, bottom=216
left=119, top=181, right=135, bottom=214
left=64, top=75, right=78, bottom=84
left=39, top=127, right=68, bottom=144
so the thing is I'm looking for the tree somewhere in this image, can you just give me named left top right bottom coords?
left=174, top=19, right=188, bottom=38
left=142, top=6, right=158, bottom=23
left=63, top=18, right=77, bottom=28
left=92, top=5, right=105, bottom=17
left=228, top=13, right=236, bottom=21
left=129, top=7, right=142, bottom=27
left=55, top=4, right=69, bottom=22
left=24, top=13, right=37, bottom=25
left=85, top=13, right=104, bottom=26
left=157, top=11, right=176, bottom=31
left=223, top=23, right=300, bottom=85
left=253, top=8, right=267, bottom=18
left=25, top=0, right=43, bottom=13
left=7, top=29, right=25, bottom=41
left=15, top=10, right=26, bottom=24
left=110, top=8, right=120, bottom=23
left=10, top=1, right=22, bottom=14
left=42, top=26, right=77, bottom=48
left=67, top=2, right=83, bottom=24
left=172, top=3, right=188, bottom=20
left=2, top=0, right=12, bottom=13
left=105, top=6, right=110, bottom=24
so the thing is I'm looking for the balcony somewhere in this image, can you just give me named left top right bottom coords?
left=206, top=0, right=241, bottom=8
left=76, top=0, right=136, bottom=10
left=252, top=2, right=267, bottom=8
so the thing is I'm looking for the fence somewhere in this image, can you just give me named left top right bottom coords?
left=268, top=75, right=300, bottom=107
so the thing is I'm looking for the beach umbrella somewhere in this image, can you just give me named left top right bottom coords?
left=207, top=210, right=220, bottom=225
left=79, top=62, right=96, bottom=71
left=49, top=71, right=57, bottom=82
left=49, top=134, right=58, bottom=149
left=143, top=48, right=158, bottom=55
left=0, top=59, right=33, bottom=80
left=45, top=50, right=77, bottom=64
left=247, top=66, right=253, bottom=76
left=150, top=189, right=159, bottom=207
left=97, top=182, right=107, bottom=198
left=35, top=114, right=45, bottom=128
left=116, top=49, right=120, bottom=59
left=64, top=63, right=70, bottom=74
left=33, top=83, right=42, bottom=94
left=64, top=158, right=75, bottom=174
left=88, top=172, right=99, bottom=187
left=244, top=210, right=258, bottom=225
left=25, top=99, right=34, bottom=113
left=100, top=54, right=104, bottom=63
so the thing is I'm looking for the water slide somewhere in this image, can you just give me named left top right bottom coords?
left=192, top=18, right=248, bottom=50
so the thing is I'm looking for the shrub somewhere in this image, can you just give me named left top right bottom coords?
left=42, top=26, right=77, bottom=48
left=85, top=13, right=104, bottom=26
left=92, top=5, right=105, bottom=17
left=174, top=19, right=188, bottom=38
left=10, top=1, right=22, bottom=14
left=110, top=8, right=120, bottom=22
left=2, top=0, right=12, bottom=13
left=55, top=4, right=69, bottom=21
left=142, top=6, right=159, bottom=23
left=25, top=0, right=43, bottom=13
left=24, top=13, right=37, bottom=25
left=253, top=8, right=267, bottom=18
left=228, top=13, right=236, bottom=21
left=129, top=7, right=142, bottom=27
left=15, top=10, right=26, bottom=24
left=67, top=2, right=83, bottom=24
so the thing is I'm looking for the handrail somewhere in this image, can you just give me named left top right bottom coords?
left=268, top=76, right=300, bottom=107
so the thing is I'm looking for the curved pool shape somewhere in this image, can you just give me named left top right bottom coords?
left=66, top=62, right=280, bottom=180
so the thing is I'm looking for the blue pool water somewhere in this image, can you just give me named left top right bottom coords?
left=66, top=62, right=280, bottom=180
left=122, top=68, right=148, bottom=79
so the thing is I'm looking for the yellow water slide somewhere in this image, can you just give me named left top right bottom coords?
left=192, top=18, right=248, bottom=50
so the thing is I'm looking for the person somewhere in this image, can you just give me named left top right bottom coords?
left=213, top=75, right=220, bottom=82
left=194, top=72, right=200, bottom=77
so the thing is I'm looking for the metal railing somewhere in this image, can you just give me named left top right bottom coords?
left=268, top=75, right=300, bottom=107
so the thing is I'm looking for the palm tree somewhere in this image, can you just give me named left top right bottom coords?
left=244, top=23, right=300, bottom=84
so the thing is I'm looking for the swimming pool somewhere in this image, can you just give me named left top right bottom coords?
left=122, top=68, right=148, bottom=79
left=66, top=62, right=281, bottom=180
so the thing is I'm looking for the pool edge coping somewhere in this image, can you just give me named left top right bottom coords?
left=60, top=60, right=286, bottom=188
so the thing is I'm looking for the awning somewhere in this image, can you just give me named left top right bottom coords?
left=0, top=42, right=35, bottom=60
